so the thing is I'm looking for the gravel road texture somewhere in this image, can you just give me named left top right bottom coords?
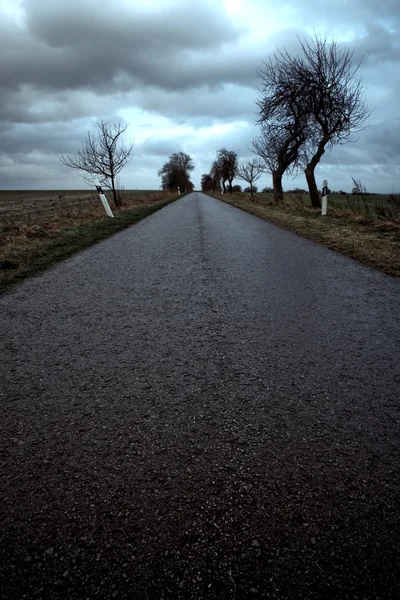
left=1, top=192, right=399, bottom=599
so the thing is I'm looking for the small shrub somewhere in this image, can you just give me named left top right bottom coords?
left=375, top=204, right=398, bottom=221
left=389, top=186, right=400, bottom=209
left=350, top=176, right=371, bottom=217
left=374, top=186, right=400, bottom=222
left=351, top=177, right=367, bottom=196
left=115, top=179, right=126, bottom=206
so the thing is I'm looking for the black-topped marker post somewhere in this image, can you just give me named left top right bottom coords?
left=321, top=179, right=328, bottom=216
left=96, top=185, right=114, bottom=218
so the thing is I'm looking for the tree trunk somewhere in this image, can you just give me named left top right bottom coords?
left=228, top=179, right=233, bottom=194
left=222, top=180, right=227, bottom=193
left=304, top=134, right=329, bottom=209
left=250, top=184, right=254, bottom=199
left=272, top=171, right=284, bottom=202
left=111, top=177, right=119, bottom=207
left=305, top=168, right=321, bottom=209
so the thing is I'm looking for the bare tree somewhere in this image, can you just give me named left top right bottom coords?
left=297, top=36, right=370, bottom=208
left=169, top=151, right=195, bottom=176
left=256, top=35, right=369, bottom=207
left=237, top=158, right=264, bottom=199
left=201, top=173, right=217, bottom=192
left=60, top=119, right=133, bottom=207
left=158, top=152, right=195, bottom=192
left=201, top=174, right=210, bottom=191
left=210, top=160, right=222, bottom=192
left=255, top=50, right=310, bottom=202
left=251, top=122, right=306, bottom=202
left=215, top=149, right=238, bottom=193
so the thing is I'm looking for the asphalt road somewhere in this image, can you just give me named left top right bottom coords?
left=1, top=192, right=399, bottom=599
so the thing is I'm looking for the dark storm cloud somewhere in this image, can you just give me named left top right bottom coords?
left=26, top=0, right=239, bottom=52
left=0, top=0, right=245, bottom=97
left=0, top=0, right=259, bottom=129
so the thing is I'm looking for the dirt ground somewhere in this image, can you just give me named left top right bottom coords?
left=0, top=190, right=165, bottom=231
left=0, top=190, right=97, bottom=229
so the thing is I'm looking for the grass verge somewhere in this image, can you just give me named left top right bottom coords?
left=212, top=193, right=400, bottom=277
left=0, top=195, right=180, bottom=294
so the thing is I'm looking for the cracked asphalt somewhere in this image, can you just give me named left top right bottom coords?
left=1, top=192, right=399, bottom=599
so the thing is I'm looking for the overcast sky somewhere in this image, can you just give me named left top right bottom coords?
left=1, top=0, right=399, bottom=192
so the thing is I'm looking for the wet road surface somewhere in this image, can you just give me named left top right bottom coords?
left=1, top=192, right=399, bottom=599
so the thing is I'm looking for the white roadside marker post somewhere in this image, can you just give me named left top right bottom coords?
left=96, top=185, right=114, bottom=218
left=321, top=179, right=328, bottom=216
left=178, top=186, right=180, bottom=196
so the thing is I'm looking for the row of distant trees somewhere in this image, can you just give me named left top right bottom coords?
left=200, top=35, right=368, bottom=207
left=201, top=152, right=264, bottom=199
left=60, top=35, right=369, bottom=208
left=156, top=149, right=262, bottom=198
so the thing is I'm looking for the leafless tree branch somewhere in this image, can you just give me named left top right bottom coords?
left=59, top=118, right=134, bottom=207
left=237, top=158, right=265, bottom=198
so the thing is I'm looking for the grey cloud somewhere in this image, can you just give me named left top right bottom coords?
left=314, top=119, right=400, bottom=168
left=25, top=0, right=240, bottom=51
left=274, top=123, right=399, bottom=181
left=0, top=0, right=259, bottom=131
left=0, top=0, right=244, bottom=95
left=190, top=124, right=260, bottom=159
left=0, top=86, right=127, bottom=124
left=0, top=120, right=103, bottom=156
left=134, top=85, right=257, bottom=124
left=355, top=25, right=400, bottom=66
left=361, top=120, right=400, bottom=164
left=284, top=0, right=400, bottom=29
left=0, top=154, right=80, bottom=189
left=0, top=0, right=399, bottom=192
left=137, top=139, right=184, bottom=158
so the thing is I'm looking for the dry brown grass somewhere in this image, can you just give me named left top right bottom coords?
left=0, top=189, right=171, bottom=232
left=0, top=190, right=176, bottom=292
left=0, top=190, right=173, bottom=251
left=214, top=192, right=400, bottom=277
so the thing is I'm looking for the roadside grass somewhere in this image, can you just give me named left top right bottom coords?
left=284, top=189, right=400, bottom=221
left=212, top=192, right=400, bottom=277
left=0, top=193, right=179, bottom=293
left=0, top=189, right=172, bottom=230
